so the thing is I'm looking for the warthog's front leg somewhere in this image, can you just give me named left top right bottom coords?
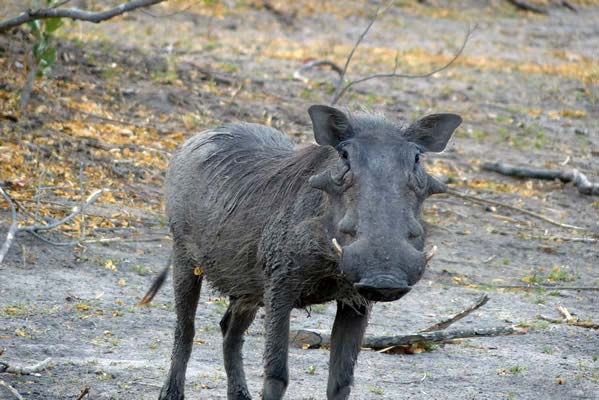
left=327, top=301, right=371, bottom=400
left=261, top=282, right=293, bottom=400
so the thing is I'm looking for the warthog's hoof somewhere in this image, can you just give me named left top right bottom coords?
left=228, top=387, right=252, bottom=400
left=158, top=386, right=184, bottom=400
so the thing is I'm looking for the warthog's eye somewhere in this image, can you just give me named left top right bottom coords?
left=415, top=152, right=420, bottom=164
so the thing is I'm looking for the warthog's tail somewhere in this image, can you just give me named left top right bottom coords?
left=138, top=254, right=172, bottom=305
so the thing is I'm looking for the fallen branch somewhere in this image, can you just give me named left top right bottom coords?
left=446, top=188, right=586, bottom=231
left=0, top=188, right=107, bottom=264
left=0, top=357, right=52, bottom=375
left=75, top=386, right=90, bottom=400
left=420, top=294, right=488, bottom=332
left=293, top=60, right=343, bottom=84
left=482, top=162, right=599, bottom=196
left=0, top=188, right=19, bottom=266
left=493, top=285, right=599, bottom=291
left=290, top=326, right=522, bottom=350
left=538, top=305, right=599, bottom=329
left=329, top=0, right=474, bottom=105
left=0, top=0, right=165, bottom=32
left=505, top=0, right=548, bottom=14
left=0, top=381, right=24, bottom=400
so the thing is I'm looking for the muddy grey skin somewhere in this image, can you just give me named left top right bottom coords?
left=142, top=105, right=461, bottom=400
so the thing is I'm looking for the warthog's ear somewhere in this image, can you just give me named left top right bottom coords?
left=404, top=113, right=462, bottom=153
left=308, top=105, right=352, bottom=147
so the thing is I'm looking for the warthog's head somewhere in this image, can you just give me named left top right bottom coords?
left=308, top=105, right=461, bottom=302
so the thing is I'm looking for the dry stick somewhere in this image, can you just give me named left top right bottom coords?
left=19, top=49, right=40, bottom=110
left=0, top=188, right=19, bottom=265
left=330, top=14, right=475, bottom=105
left=0, top=189, right=107, bottom=264
left=538, top=305, right=599, bottom=329
left=505, top=0, right=548, bottom=14
left=289, top=326, right=521, bottom=350
left=446, top=188, right=586, bottom=231
left=331, top=0, right=394, bottom=104
left=0, top=357, right=52, bottom=374
left=420, top=294, right=488, bottom=332
left=0, top=381, right=24, bottom=400
left=482, top=162, right=599, bottom=196
left=493, top=285, right=599, bottom=291
left=75, top=386, right=90, bottom=400
left=0, top=0, right=165, bottom=32
left=293, top=60, right=343, bottom=84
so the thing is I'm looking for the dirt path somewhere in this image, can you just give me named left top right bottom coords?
left=1, top=1, right=598, bottom=399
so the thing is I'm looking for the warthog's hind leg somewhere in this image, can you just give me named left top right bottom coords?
left=220, top=298, right=258, bottom=400
left=159, top=248, right=203, bottom=400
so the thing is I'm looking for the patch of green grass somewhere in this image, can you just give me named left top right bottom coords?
left=542, top=346, right=554, bottom=355
left=508, top=365, right=526, bottom=375
left=310, top=304, right=327, bottom=314
left=131, top=264, right=152, bottom=276
left=517, top=320, right=549, bottom=330
left=547, top=266, right=575, bottom=283
left=368, top=385, right=384, bottom=395
left=2, top=303, right=31, bottom=316
left=306, top=365, right=316, bottom=375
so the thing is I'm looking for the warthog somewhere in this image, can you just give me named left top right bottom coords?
left=141, top=105, right=461, bottom=400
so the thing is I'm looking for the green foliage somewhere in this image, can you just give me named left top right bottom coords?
left=28, top=1, right=64, bottom=77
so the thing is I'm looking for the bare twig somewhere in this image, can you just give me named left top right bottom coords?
left=0, top=381, right=24, bottom=400
left=446, top=188, right=586, bottom=230
left=293, top=60, right=343, bottom=84
left=482, top=162, right=599, bottom=196
left=331, top=0, right=393, bottom=103
left=330, top=14, right=475, bottom=105
left=505, top=0, right=548, bottom=14
left=262, top=1, right=297, bottom=27
left=0, top=189, right=107, bottom=264
left=538, top=306, right=599, bottom=329
left=75, top=386, right=90, bottom=400
left=421, top=294, right=488, bottom=332
left=0, top=358, right=52, bottom=374
left=290, top=326, right=522, bottom=350
left=492, top=285, right=599, bottom=291
left=0, top=188, right=19, bottom=265
left=19, top=49, right=40, bottom=110
left=0, top=0, right=165, bottom=32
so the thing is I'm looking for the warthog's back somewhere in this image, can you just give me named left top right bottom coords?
left=165, top=123, right=333, bottom=299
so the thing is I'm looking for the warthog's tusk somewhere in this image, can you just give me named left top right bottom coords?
left=332, top=238, right=343, bottom=257
left=425, top=245, right=437, bottom=264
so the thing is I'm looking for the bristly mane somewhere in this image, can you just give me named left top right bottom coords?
left=190, top=123, right=338, bottom=220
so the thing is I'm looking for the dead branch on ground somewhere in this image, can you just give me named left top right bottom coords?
left=290, top=326, right=521, bottom=350
left=0, top=357, right=52, bottom=375
left=293, top=60, right=343, bottom=84
left=538, top=305, right=599, bottom=329
left=0, top=0, right=165, bottom=33
left=328, top=1, right=474, bottom=105
left=0, top=381, right=24, bottom=400
left=505, top=0, right=548, bottom=14
left=446, top=188, right=586, bottom=230
left=75, top=386, right=90, bottom=400
left=492, top=285, right=599, bottom=291
left=482, top=162, right=599, bottom=196
left=421, top=294, right=488, bottom=332
left=0, top=187, right=107, bottom=265
left=292, top=294, right=522, bottom=350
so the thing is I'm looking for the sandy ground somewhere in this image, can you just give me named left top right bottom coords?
left=1, top=1, right=598, bottom=399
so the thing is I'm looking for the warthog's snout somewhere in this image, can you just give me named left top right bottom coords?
left=353, top=276, right=412, bottom=302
